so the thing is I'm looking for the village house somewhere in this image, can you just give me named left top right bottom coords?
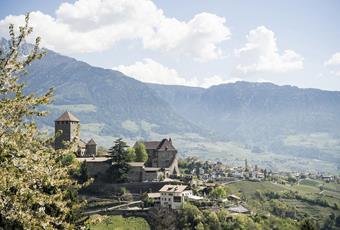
left=159, top=185, right=192, bottom=209
left=227, top=205, right=251, bottom=214
left=321, top=175, right=334, bottom=182
left=228, top=194, right=241, bottom=203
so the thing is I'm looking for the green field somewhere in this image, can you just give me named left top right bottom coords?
left=89, top=215, right=150, bottom=230
left=226, top=181, right=286, bottom=195
left=225, top=180, right=340, bottom=224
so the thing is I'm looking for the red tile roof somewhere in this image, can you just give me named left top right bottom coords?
left=55, top=111, right=80, bottom=122
left=87, top=138, right=96, bottom=145
left=142, top=138, right=176, bottom=151
left=159, top=185, right=187, bottom=193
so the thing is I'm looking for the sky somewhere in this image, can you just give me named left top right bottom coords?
left=0, top=0, right=340, bottom=90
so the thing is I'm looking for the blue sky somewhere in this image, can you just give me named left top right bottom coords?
left=1, top=0, right=340, bottom=90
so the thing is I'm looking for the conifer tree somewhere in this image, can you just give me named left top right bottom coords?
left=107, top=138, right=130, bottom=182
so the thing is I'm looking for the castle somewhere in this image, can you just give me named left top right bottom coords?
left=54, top=111, right=97, bottom=156
left=54, top=111, right=179, bottom=182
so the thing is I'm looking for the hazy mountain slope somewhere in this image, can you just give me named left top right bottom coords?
left=148, top=82, right=340, bottom=164
left=21, top=49, right=202, bottom=141
left=149, top=82, right=340, bottom=139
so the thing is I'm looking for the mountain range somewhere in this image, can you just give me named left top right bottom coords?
left=1, top=38, right=339, bottom=173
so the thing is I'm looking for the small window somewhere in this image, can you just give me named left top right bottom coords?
left=173, top=196, right=181, bottom=202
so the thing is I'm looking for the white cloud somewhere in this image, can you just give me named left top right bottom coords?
left=199, top=75, right=242, bottom=88
left=114, top=58, right=190, bottom=85
left=114, top=58, right=238, bottom=88
left=256, top=78, right=273, bottom=83
left=324, top=52, right=340, bottom=76
left=0, top=0, right=230, bottom=61
left=325, top=52, right=340, bottom=66
left=234, top=26, right=304, bottom=74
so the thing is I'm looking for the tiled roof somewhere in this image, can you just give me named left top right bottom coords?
left=144, top=167, right=161, bottom=172
left=159, top=185, right=187, bottom=193
left=142, top=141, right=160, bottom=149
left=128, top=162, right=145, bottom=167
left=55, top=111, right=80, bottom=122
left=147, top=193, right=161, bottom=198
left=142, top=138, right=176, bottom=151
left=87, top=138, right=96, bottom=145
left=228, top=194, right=241, bottom=200
left=79, top=139, right=87, bottom=148
left=227, top=205, right=250, bottom=213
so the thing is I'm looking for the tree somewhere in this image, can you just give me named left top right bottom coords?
left=335, top=215, right=340, bottom=227
left=203, top=210, right=221, bottom=230
left=178, top=203, right=204, bottom=229
left=78, top=161, right=89, bottom=183
left=126, top=147, right=136, bottom=162
left=300, top=218, right=317, bottom=230
left=107, top=138, right=130, bottom=182
left=322, top=213, right=336, bottom=230
left=209, top=186, right=227, bottom=200
left=149, top=207, right=177, bottom=230
left=0, top=13, right=84, bottom=228
left=135, top=142, right=148, bottom=162
left=288, top=176, right=297, bottom=184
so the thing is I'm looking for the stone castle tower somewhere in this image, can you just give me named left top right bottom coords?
left=85, top=138, right=97, bottom=156
left=54, top=111, right=80, bottom=149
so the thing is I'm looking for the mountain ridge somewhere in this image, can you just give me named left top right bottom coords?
left=1, top=38, right=339, bottom=172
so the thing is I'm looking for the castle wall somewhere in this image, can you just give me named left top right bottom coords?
left=143, top=171, right=163, bottom=182
left=127, top=166, right=144, bottom=182
left=86, top=161, right=111, bottom=179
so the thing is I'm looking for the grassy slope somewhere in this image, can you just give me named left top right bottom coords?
left=225, top=180, right=340, bottom=222
left=90, top=215, right=150, bottom=230
left=226, top=181, right=286, bottom=195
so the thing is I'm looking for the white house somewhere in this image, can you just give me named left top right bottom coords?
left=159, top=185, right=192, bottom=209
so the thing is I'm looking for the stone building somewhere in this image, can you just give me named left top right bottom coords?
left=137, top=138, right=180, bottom=176
left=55, top=111, right=80, bottom=150
left=54, top=111, right=97, bottom=156
left=85, top=139, right=97, bottom=156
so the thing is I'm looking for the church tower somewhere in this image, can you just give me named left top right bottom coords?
left=54, top=111, right=80, bottom=150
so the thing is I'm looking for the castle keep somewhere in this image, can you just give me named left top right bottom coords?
left=54, top=111, right=97, bottom=156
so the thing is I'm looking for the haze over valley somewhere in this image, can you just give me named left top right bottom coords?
left=10, top=41, right=339, bottom=173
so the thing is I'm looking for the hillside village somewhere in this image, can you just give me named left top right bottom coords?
left=1, top=2, right=340, bottom=229
left=54, top=111, right=340, bottom=229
